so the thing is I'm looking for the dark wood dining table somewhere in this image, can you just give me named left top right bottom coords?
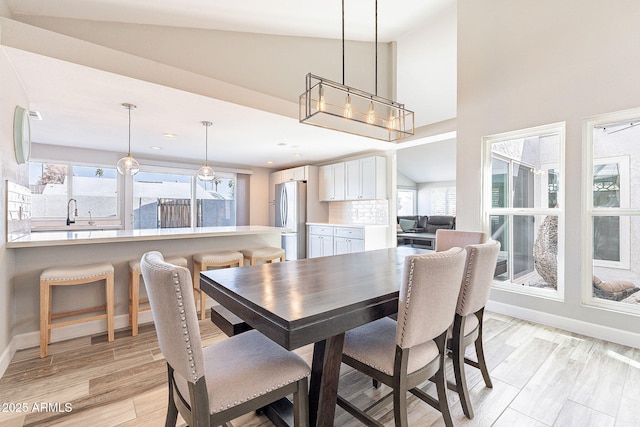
left=199, top=246, right=428, bottom=427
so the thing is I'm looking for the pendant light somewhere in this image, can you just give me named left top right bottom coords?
left=116, top=103, right=140, bottom=175
left=197, top=121, right=215, bottom=181
left=299, top=0, right=414, bottom=142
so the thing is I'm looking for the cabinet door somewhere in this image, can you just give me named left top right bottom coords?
left=281, top=169, right=295, bottom=182
left=349, top=238, right=365, bottom=253
left=345, top=160, right=361, bottom=200
left=319, top=165, right=333, bottom=201
left=291, top=166, right=307, bottom=181
left=309, top=234, right=334, bottom=258
left=319, top=163, right=345, bottom=201
left=333, top=162, right=345, bottom=200
left=359, top=156, right=377, bottom=199
left=334, top=236, right=351, bottom=255
left=308, top=234, right=323, bottom=258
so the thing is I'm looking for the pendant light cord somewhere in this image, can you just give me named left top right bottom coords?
left=342, top=0, right=345, bottom=85
left=127, top=106, right=132, bottom=155
left=205, top=123, right=209, bottom=163
left=342, top=0, right=377, bottom=95
left=375, top=0, right=378, bottom=96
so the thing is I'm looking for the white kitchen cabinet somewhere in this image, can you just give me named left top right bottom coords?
left=344, top=156, right=387, bottom=200
left=307, top=224, right=386, bottom=258
left=308, top=225, right=335, bottom=258
left=319, top=162, right=345, bottom=201
left=281, top=166, right=308, bottom=182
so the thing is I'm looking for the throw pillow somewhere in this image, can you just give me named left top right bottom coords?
left=399, top=219, right=417, bottom=232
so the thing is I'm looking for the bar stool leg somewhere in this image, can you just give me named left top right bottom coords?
left=130, top=270, right=140, bottom=336
left=192, top=260, right=205, bottom=321
left=106, top=274, right=115, bottom=342
left=40, top=281, right=50, bottom=358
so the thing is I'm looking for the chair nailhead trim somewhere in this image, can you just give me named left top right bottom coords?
left=170, top=270, right=199, bottom=382
left=399, top=258, right=415, bottom=348
left=458, top=247, right=475, bottom=315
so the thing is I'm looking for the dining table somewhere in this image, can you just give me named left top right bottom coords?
left=199, top=246, right=429, bottom=427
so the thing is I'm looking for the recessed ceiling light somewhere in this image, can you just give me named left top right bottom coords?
left=151, top=146, right=162, bottom=150
left=277, top=143, right=287, bottom=146
left=162, top=133, right=177, bottom=138
left=266, top=160, right=274, bottom=164
left=293, top=153, right=302, bottom=157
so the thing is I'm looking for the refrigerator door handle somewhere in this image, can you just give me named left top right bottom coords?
left=282, top=185, right=288, bottom=228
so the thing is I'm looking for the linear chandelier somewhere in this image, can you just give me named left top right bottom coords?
left=299, top=0, right=414, bottom=142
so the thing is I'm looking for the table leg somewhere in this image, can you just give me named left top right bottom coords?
left=309, top=333, right=345, bottom=427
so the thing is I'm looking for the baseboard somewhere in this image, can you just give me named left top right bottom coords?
left=0, top=336, right=17, bottom=379
left=12, top=300, right=216, bottom=352
left=486, top=300, right=640, bottom=350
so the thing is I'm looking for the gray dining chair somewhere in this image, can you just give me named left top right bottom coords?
left=337, top=247, right=467, bottom=427
left=140, top=251, right=310, bottom=427
left=435, top=229, right=487, bottom=252
left=448, top=239, right=500, bottom=419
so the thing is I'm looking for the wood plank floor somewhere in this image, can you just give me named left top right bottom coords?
left=1, top=311, right=638, bottom=426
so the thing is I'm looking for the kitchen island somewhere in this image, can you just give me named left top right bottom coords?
left=9, top=226, right=282, bottom=349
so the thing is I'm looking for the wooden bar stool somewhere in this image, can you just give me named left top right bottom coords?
left=241, top=247, right=286, bottom=266
left=129, top=255, right=188, bottom=336
left=40, top=262, right=114, bottom=358
left=192, top=251, right=244, bottom=320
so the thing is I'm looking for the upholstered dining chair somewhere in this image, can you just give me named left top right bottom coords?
left=447, top=239, right=500, bottom=419
left=140, top=251, right=310, bottom=427
left=337, top=247, right=467, bottom=427
left=435, top=229, right=487, bottom=252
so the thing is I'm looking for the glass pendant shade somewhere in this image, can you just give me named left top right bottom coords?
left=117, top=155, right=140, bottom=175
left=118, top=103, right=139, bottom=176
left=197, top=163, right=215, bottom=181
left=198, top=121, right=215, bottom=181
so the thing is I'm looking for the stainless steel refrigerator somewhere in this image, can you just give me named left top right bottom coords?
left=275, top=181, right=307, bottom=260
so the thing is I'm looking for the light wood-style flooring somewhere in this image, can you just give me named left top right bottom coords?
left=1, top=311, right=638, bottom=426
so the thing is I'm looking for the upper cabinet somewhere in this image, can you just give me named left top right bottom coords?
left=280, top=166, right=308, bottom=182
left=344, top=156, right=387, bottom=200
left=319, top=162, right=345, bottom=201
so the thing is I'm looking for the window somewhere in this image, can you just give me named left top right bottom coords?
left=132, top=169, right=236, bottom=229
left=585, top=109, right=640, bottom=313
left=482, top=123, right=564, bottom=297
left=430, top=186, right=456, bottom=216
left=396, top=188, right=417, bottom=216
left=29, top=162, right=118, bottom=223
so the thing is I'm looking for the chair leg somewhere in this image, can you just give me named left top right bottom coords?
left=474, top=335, right=492, bottom=388
left=165, top=365, right=179, bottom=427
left=452, top=339, right=473, bottom=419
left=293, top=377, right=309, bottom=427
left=434, top=361, right=454, bottom=427
left=393, top=385, right=409, bottom=427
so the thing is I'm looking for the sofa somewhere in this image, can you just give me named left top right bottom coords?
left=397, top=215, right=456, bottom=249
left=397, top=215, right=456, bottom=233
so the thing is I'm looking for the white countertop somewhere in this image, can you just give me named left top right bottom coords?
left=306, top=222, right=388, bottom=228
left=7, top=225, right=283, bottom=248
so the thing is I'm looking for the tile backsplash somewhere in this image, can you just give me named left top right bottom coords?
left=328, top=200, right=389, bottom=225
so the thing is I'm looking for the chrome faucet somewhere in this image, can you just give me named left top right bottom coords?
left=88, top=210, right=95, bottom=226
left=67, top=198, right=77, bottom=226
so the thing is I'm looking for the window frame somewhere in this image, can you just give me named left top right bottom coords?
left=583, top=107, right=640, bottom=314
left=482, top=122, right=566, bottom=300
left=29, top=159, right=122, bottom=228
left=396, top=187, right=417, bottom=216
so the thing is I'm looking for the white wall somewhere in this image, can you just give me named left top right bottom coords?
left=457, top=0, right=640, bottom=340
left=0, top=44, right=30, bottom=371
left=396, top=2, right=457, bottom=127
left=397, top=171, right=416, bottom=188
